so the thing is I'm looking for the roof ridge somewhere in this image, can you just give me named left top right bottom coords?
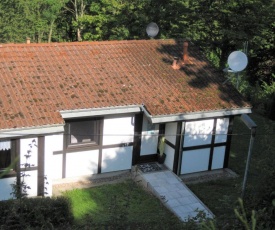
left=0, top=39, right=178, bottom=48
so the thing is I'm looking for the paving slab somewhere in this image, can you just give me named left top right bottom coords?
left=139, top=170, right=214, bottom=222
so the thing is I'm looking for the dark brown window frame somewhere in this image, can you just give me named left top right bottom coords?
left=66, top=118, right=102, bottom=150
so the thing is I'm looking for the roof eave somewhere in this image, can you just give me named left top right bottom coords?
left=0, top=124, right=64, bottom=139
left=60, top=105, right=142, bottom=119
left=143, top=107, right=252, bottom=124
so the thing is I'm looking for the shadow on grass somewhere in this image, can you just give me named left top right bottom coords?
left=188, top=112, right=275, bottom=229
left=62, top=179, right=192, bottom=229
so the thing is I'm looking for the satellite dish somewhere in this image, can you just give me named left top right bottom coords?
left=146, top=22, right=159, bottom=38
left=224, top=51, right=248, bottom=89
left=228, top=51, right=248, bottom=72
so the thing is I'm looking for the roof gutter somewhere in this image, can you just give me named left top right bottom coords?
left=60, top=105, right=142, bottom=119
left=0, top=106, right=252, bottom=138
left=141, top=105, right=252, bottom=123
left=0, top=124, right=64, bottom=139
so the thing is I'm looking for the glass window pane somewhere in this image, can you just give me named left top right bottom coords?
left=0, top=149, right=11, bottom=170
left=69, top=120, right=98, bottom=144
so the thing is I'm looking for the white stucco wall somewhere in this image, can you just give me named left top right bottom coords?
left=181, top=148, right=210, bottom=174
left=52, top=154, right=63, bottom=180
left=184, top=119, right=214, bottom=147
left=66, top=150, right=99, bottom=177
left=0, top=177, right=16, bottom=200
left=215, top=118, right=229, bottom=143
left=180, top=118, right=230, bottom=174
left=140, top=115, right=159, bottom=156
left=103, top=115, right=135, bottom=145
left=101, top=146, right=133, bottom=173
left=165, top=122, right=177, bottom=145
left=24, top=170, right=38, bottom=197
left=164, top=145, right=174, bottom=171
left=45, top=134, right=63, bottom=194
left=20, top=138, right=38, bottom=197
left=20, top=138, right=38, bottom=168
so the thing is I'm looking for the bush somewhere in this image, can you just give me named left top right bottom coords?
left=0, top=197, right=73, bottom=229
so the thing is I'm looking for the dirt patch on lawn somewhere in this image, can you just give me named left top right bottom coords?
left=52, top=168, right=238, bottom=196
left=53, top=171, right=132, bottom=196
left=180, top=168, right=238, bottom=184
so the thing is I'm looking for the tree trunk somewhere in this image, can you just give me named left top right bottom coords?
left=48, top=20, right=54, bottom=43
left=77, top=27, right=82, bottom=41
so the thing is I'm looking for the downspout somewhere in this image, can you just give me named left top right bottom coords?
left=140, top=104, right=153, bottom=123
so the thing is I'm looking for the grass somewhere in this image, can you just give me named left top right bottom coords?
left=188, top=112, right=275, bottom=228
left=63, top=179, right=185, bottom=229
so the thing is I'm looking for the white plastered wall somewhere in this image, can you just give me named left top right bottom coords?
left=100, top=115, right=135, bottom=172
left=140, top=115, right=159, bottom=156
left=103, top=115, right=135, bottom=145
left=66, top=150, right=99, bottom=177
left=181, top=148, right=210, bottom=174
left=183, top=119, right=214, bottom=147
left=102, top=146, right=133, bottom=173
left=215, top=118, right=229, bottom=143
left=181, top=118, right=229, bottom=174
left=20, top=138, right=38, bottom=197
left=45, top=134, right=63, bottom=195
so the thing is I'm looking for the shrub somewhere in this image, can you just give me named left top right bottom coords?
left=0, top=197, right=73, bottom=229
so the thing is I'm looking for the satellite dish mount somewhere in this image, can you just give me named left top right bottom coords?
left=223, top=51, right=248, bottom=89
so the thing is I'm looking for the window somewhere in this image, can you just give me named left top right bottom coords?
left=0, top=140, right=13, bottom=171
left=67, top=119, right=101, bottom=146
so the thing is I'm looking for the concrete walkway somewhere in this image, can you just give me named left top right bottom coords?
left=137, top=170, right=214, bottom=222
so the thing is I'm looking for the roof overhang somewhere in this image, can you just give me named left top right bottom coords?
left=142, top=106, right=252, bottom=124
left=0, top=124, right=64, bottom=139
left=61, top=105, right=252, bottom=123
left=60, top=105, right=142, bottom=119
left=0, top=106, right=252, bottom=139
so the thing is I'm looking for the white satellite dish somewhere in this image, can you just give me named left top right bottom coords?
left=224, top=51, right=248, bottom=89
left=228, top=51, right=248, bottom=72
left=146, top=22, right=159, bottom=38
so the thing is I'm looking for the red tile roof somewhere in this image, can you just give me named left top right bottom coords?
left=0, top=39, right=251, bottom=130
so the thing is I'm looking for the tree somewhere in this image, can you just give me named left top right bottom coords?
left=44, top=0, right=68, bottom=43
left=86, top=0, right=149, bottom=41
left=64, top=0, right=92, bottom=41
left=19, top=0, right=66, bottom=43
left=0, top=0, right=28, bottom=43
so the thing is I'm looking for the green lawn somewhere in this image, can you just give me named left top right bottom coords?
left=63, top=180, right=187, bottom=229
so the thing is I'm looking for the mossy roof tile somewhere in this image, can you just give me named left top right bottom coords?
left=0, top=39, right=251, bottom=130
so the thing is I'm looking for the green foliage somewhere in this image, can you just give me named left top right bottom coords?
left=189, top=113, right=275, bottom=229
left=0, top=0, right=28, bottom=43
left=19, top=0, right=66, bottom=42
left=86, top=0, right=148, bottom=41
left=158, top=136, right=165, bottom=156
left=0, top=157, right=18, bottom=179
left=234, top=198, right=256, bottom=230
left=0, top=197, right=73, bottom=229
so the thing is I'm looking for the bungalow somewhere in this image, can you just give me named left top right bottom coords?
left=0, top=39, right=251, bottom=200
